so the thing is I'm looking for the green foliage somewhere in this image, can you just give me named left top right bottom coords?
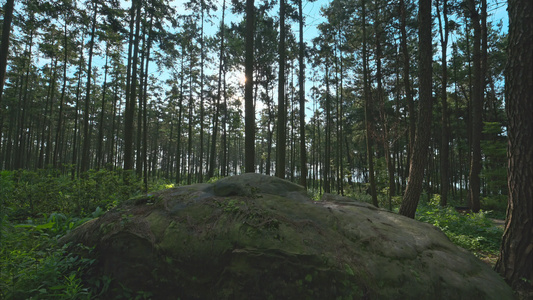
left=416, top=204, right=503, bottom=254
left=1, top=169, right=146, bottom=219
left=0, top=212, right=96, bottom=299
left=0, top=169, right=179, bottom=299
left=307, top=188, right=323, bottom=202
left=482, top=195, right=508, bottom=213
left=207, top=175, right=224, bottom=184
left=481, top=122, right=508, bottom=196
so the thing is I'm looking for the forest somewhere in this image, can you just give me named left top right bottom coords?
left=1, top=0, right=532, bottom=298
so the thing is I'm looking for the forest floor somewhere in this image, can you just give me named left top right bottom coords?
left=490, top=218, right=506, bottom=228
left=478, top=218, right=505, bottom=267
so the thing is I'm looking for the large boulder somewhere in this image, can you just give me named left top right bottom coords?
left=61, top=173, right=515, bottom=299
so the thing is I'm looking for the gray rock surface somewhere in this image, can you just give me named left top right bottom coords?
left=61, top=173, right=515, bottom=299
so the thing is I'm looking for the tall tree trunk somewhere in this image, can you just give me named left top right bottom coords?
left=362, top=0, right=377, bottom=206
left=324, top=56, right=331, bottom=193
left=53, top=21, right=69, bottom=169
left=142, top=15, right=153, bottom=192
left=109, top=80, right=119, bottom=167
left=44, top=59, right=58, bottom=167
left=198, top=3, right=206, bottom=182
left=15, top=30, right=34, bottom=170
left=0, top=0, right=15, bottom=159
left=71, top=42, right=84, bottom=179
left=374, top=2, right=393, bottom=204
left=38, top=62, right=56, bottom=169
left=467, top=0, right=482, bottom=212
left=437, top=0, right=450, bottom=206
left=337, top=35, right=344, bottom=195
left=136, top=28, right=146, bottom=177
left=244, top=0, right=255, bottom=173
left=208, top=0, right=226, bottom=179
left=124, top=0, right=139, bottom=172
left=298, top=0, right=307, bottom=187
left=399, top=0, right=433, bottom=218
left=187, top=52, right=194, bottom=184
left=222, top=70, right=228, bottom=176
left=495, top=0, right=533, bottom=295
left=275, top=0, right=286, bottom=178
left=81, top=2, right=98, bottom=173
left=175, top=54, right=185, bottom=184
left=96, top=44, right=109, bottom=170
left=399, top=0, right=415, bottom=172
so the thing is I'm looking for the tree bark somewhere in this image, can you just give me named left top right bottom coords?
left=198, top=2, right=206, bottom=182
left=123, top=0, right=138, bottom=172
left=399, top=0, right=415, bottom=172
left=53, top=21, right=69, bottom=169
left=324, top=55, right=331, bottom=194
left=0, top=0, right=15, bottom=158
left=208, top=0, right=226, bottom=179
left=495, top=0, right=533, bottom=296
left=298, top=0, right=307, bottom=188
left=244, top=0, right=255, bottom=173
left=399, top=0, right=433, bottom=218
left=436, top=0, right=450, bottom=206
left=276, top=0, right=286, bottom=178
left=96, top=44, right=109, bottom=170
left=81, top=2, right=98, bottom=173
left=362, top=0, right=378, bottom=206
left=467, top=0, right=482, bottom=213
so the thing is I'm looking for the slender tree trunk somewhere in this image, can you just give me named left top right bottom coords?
left=338, top=37, right=344, bottom=195
left=136, top=29, right=146, bottom=177
left=38, top=63, right=56, bottom=169
left=437, top=0, right=450, bottom=206
left=0, top=0, right=15, bottom=159
left=109, top=80, right=119, bottom=167
left=45, top=59, right=58, bottom=167
left=15, top=30, right=34, bottom=170
left=495, top=0, right=533, bottom=295
left=124, top=0, right=139, bottom=172
left=142, top=15, right=153, bottom=192
left=208, top=0, right=226, bottom=179
left=187, top=52, right=194, bottom=184
left=175, top=54, right=185, bottom=184
left=222, top=69, right=228, bottom=176
left=71, top=42, right=84, bottom=179
left=399, top=0, right=433, bottom=218
left=362, top=0, right=378, bottom=206
left=467, top=0, right=482, bottom=212
left=198, top=3, right=206, bottom=182
left=399, top=0, right=415, bottom=171
left=324, top=56, right=331, bottom=193
left=298, top=0, right=307, bottom=187
left=81, top=3, right=98, bottom=173
left=374, top=3, right=393, bottom=204
left=276, top=0, right=287, bottom=178
left=96, top=44, right=109, bottom=170
left=244, top=0, right=255, bottom=173
left=53, top=21, right=69, bottom=169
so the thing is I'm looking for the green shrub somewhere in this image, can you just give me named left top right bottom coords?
left=1, top=213, right=96, bottom=299
left=416, top=204, right=503, bottom=254
left=482, top=195, right=508, bottom=213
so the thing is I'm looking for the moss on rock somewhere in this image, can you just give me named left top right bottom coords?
left=60, top=174, right=515, bottom=299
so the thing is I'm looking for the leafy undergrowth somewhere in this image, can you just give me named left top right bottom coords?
left=1, top=211, right=97, bottom=299
left=416, top=203, right=504, bottom=266
left=0, top=169, right=177, bottom=299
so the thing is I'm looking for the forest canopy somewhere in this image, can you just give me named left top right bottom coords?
left=0, top=0, right=508, bottom=204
